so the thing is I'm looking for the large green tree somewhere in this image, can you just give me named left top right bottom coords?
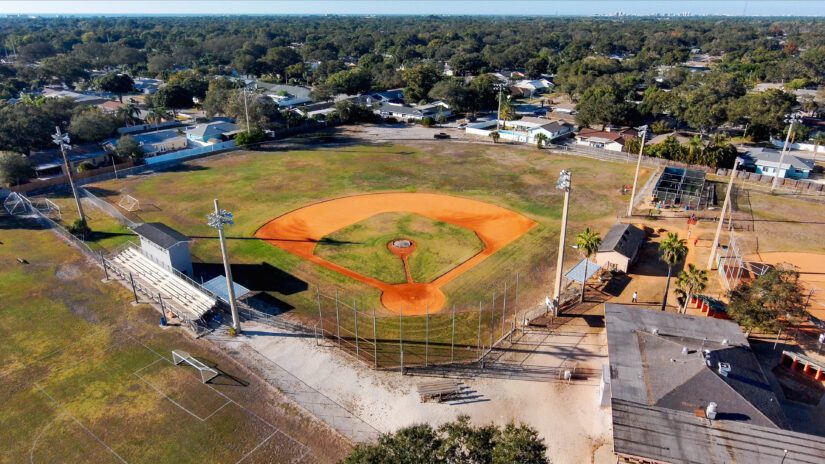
left=403, top=63, right=442, bottom=104
left=575, top=85, right=629, bottom=130
left=95, top=72, right=134, bottom=102
left=728, top=268, right=807, bottom=334
left=0, top=151, right=33, bottom=186
left=68, top=107, right=119, bottom=143
left=343, top=415, right=547, bottom=464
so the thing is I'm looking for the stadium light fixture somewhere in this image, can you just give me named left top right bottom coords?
left=207, top=199, right=241, bottom=333
left=627, top=125, right=648, bottom=217
left=52, top=127, right=86, bottom=224
left=552, top=169, right=572, bottom=315
left=772, top=113, right=802, bottom=193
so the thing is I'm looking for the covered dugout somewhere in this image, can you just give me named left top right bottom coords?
left=652, top=167, right=715, bottom=211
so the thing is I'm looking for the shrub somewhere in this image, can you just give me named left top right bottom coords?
left=67, top=218, right=91, bottom=237
left=235, top=128, right=267, bottom=145
left=420, top=116, right=435, bottom=127
left=0, top=151, right=33, bottom=186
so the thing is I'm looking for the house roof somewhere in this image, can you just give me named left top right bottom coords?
left=742, top=147, right=813, bottom=171
left=603, top=304, right=822, bottom=463
left=577, top=127, right=637, bottom=144
left=29, top=143, right=109, bottom=169
left=256, top=83, right=311, bottom=99
left=132, top=222, right=191, bottom=249
left=537, top=121, right=573, bottom=133
left=649, top=131, right=697, bottom=145
left=185, top=121, right=238, bottom=139
left=611, top=398, right=825, bottom=464
left=598, top=224, right=645, bottom=258
left=130, top=129, right=187, bottom=146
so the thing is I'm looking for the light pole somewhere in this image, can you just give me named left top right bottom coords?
left=627, top=125, right=648, bottom=217
left=207, top=199, right=241, bottom=333
left=52, top=127, right=86, bottom=224
left=772, top=113, right=801, bottom=193
left=707, top=157, right=742, bottom=270
left=552, top=170, right=572, bottom=316
left=496, top=84, right=503, bottom=131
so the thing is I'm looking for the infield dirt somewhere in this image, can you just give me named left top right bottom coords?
left=255, top=192, right=537, bottom=314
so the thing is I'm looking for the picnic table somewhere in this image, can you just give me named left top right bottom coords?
left=417, top=380, right=462, bottom=403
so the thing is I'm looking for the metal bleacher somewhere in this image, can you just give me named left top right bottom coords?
left=110, top=247, right=216, bottom=321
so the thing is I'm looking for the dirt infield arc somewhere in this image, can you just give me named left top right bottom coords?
left=255, top=193, right=537, bottom=315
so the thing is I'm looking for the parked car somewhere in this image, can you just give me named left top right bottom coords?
left=434, top=132, right=451, bottom=139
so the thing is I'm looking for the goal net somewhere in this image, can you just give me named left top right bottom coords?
left=3, top=192, right=31, bottom=215
left=118, top=195, right=140, bottom=212
left=33, top=197, right=62, bottom=220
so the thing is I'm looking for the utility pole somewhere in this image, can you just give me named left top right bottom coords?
left=52, top=127, right=86, bottom=224
left=242, top=83, right=251, bottom=133
left=207, top=199, right=241, bottom=333
left=496, top=85, right=503, bottom=131
left=627, top=125, right=648, bottom=217
left=707, top=158, right=741, bottom=270
left=552, top=170, right=572, bottom=315
left=772, top=113, right=801, bottom=193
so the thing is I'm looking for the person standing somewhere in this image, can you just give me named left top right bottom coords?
left=632, top=291, right=638, bottom=303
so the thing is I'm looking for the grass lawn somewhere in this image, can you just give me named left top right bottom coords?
left=314, top=212, right=484, bottom=284
left=0, top=216, right=347, bottom=463
left=732, top=187, right=825, bottom=254
left=30, top=189, right=136, bottom=253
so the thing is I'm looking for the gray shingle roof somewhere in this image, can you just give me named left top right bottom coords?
left=598, top=223, right=645, bottom=258
left=132, top=222, right=191, bottom=249
left=604, top=304, right=820, bottom=464
left=742, top=148, right=813, bottom=171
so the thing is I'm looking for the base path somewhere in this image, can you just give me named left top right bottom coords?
left=255, top=192, right=537, bottom=315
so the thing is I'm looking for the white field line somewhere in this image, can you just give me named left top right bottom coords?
left=128, top=342, right=311, bottom=461
left=34, top=383, right=129, bottom=464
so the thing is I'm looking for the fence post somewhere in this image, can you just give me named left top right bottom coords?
left=335, top=290, right=341, bottom=347
left=353, top=302, right=360, bottom=358
left=129, top=272, right=138, bottom=303
left=158, top=292, right=166, bottom=316
left=373, top=307, right=378, bottom=369
left=102, top=256, right=109, bottom=281
left=399, top=306, right=404, bottom=374
left=501, top=281, right=507, bottom=338
left=490, top=291, right=495, bottom=349
left=514, top=272, right=520, bottom=318
left=451, top=304, right=456, bottom=364
left=424, top=304, right=429, bottom=367
left=477, top=302, right=482, bottom=357
left=316, top=287, right=323, bottom=339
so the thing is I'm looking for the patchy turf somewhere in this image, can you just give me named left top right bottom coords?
left=0, top=216, right=348, bottom=463
left=91, top=141, right=645, bottom=319
left=314, top=212, right=484, bottom=284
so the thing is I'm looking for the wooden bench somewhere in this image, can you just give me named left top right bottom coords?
left=417, top=380, right=462, bottom=403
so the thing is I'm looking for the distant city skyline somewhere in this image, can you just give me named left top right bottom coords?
left=2, top=1, right=825, bottom=17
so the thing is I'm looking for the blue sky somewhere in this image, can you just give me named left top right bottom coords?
left=3, top=1, right=825, bottom=17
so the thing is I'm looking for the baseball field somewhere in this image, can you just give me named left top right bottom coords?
left=85, top=139, right=646, bottom=366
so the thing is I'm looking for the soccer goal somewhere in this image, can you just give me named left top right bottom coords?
left=33, top=197, right=62, bottom=220
left=172, top=350, right=220, bottom=383
left=118, top=194, right=140, bottom=212
left=3, top=192, right=31, bottom=215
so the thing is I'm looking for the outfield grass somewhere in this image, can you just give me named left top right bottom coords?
left=0, top=217, right=346, bottom=463
left=91, top=140, right=646, bottom=321
left=314, top=212, right=484, bottom=284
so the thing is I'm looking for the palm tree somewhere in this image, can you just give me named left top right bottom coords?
left=687, top=135, right=703, bottom=163
left=489, top=131, right=500, bottom=144
left=576, top=227, right=602, bottom=303
left=659, top=232, right=688, bottom=311
left=146, top=106, right=170, bottom=129
left=499, top=96, right=515, bottom=130
left=535, top=133, right=548, bottom=149
left=812, top=132, right=825, bottom=165
left=675, top=264, right=708, bottom=314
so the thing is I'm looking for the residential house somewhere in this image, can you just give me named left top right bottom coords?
left=368, top=89, right=405, bottom=104
left=465, top=117, right=574, bottom=144
left=29, top=143, right=111, bottom=178
left=184, top=121, right=239, bottom=145
left=294, top=101, right=336, bottom=119
left=648, top=131, right=696, bottom=145
left=258, top=83, right=312, bottom=108
left=603, top=304, right=825, bottom=464
left=740, top=147, right=813, bottom=180
left=98, top=100, right=125, bottom=114
left=595, top=224, right=645, bottom=273
left=127, top=129, right=188, bottom=156
left=378, top=101, right=452, bottom=122
left=511, top=79, right=553, bottom=98
left=133, top=77, right=163, bottom=95
left=41, top=88, right=110, bottom=106
left=575, top=127, right=637, bottom=152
